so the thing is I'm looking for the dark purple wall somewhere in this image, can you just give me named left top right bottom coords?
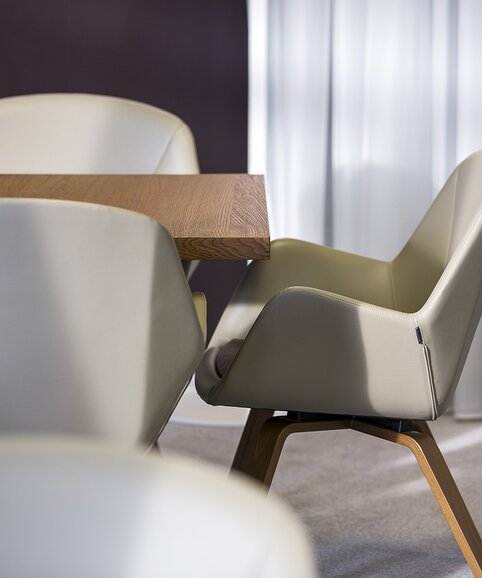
left=0, top=0, right=248, bottom=173
left=0, top=0, right=248, bottom=336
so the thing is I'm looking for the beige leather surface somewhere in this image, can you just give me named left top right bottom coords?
left=0, top=92, right=200, bottom=277
left=207, top=238, right=395, bottom=349
left=0, top=438, right=317, bottom=578
left=196, top=151, right=482, bottom=420
left=0, top=199, right=204, bottom=447
left=0, top=93, right=199, bottom=174
left=192, top=292, right=207, bottom=343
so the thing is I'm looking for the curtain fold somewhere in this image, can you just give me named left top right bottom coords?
left=248, top=0, right=482, bottom=418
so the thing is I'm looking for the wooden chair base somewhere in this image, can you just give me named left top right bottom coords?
left=232, top=410, right=482, bottom=578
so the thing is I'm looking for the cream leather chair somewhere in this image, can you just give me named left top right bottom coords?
left=0, top=92, right=200, bottom=276
left=0, top=199, right=204, bottom=447
left=0, top=93, right=199, bottom=174
left=0, top=438, right=317, bottom=578
left=196, top=151, right=482, bottom=575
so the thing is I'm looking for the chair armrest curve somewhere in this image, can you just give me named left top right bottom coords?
left=206, top=287, right=435, bottom=419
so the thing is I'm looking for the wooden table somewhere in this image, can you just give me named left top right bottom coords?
left=0, top=174, right=270, bottom=261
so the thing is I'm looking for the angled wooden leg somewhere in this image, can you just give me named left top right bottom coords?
left=232, top=413, right=351, bottom=488
left=351, top=420, right=482, bottom=578
left=232, top=409, right=274, bottom=475
left=413, top=419, right=435, bottom=439
left=231, top=415, right=293, bottom=487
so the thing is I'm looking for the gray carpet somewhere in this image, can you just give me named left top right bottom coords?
left=159, top=414, right=482, bottom=578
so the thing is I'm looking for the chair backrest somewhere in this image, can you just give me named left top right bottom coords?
left=0, top=93, right=199, bottom=174
left=0, top=199, right=204, bottom=446
left=0, top=438, right=317, bottom=578
left=392, top=151, right=482, bottom=413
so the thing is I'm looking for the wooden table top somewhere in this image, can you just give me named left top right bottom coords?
left=0, top=174, right=269, bottom=260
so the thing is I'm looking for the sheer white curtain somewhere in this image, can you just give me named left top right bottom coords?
left=248, top=0, right=482, bottom=418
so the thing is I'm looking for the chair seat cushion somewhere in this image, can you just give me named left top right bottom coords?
left=215, top=339, right=244, bottom=377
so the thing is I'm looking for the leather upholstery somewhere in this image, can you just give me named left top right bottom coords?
left=0, top=438, right=317, bottom=578
left=196, top=151, right=482, bottom=420
left=0, top=199, right=204, bottom=447
left=0, top=93, right=199, bottom=174
left=0, top=92, right=200, bottom=276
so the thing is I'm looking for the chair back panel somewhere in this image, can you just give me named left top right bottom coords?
left=393, top=151, right=482, bottom=313
left=448, top=153, right=482, bottom=256
left=0, top=200, right=203, bottom=445
left=391, top=167, right=457, bottom=312
left=0, top=439, right=317, bottom=578
left=397, top=152, right=482, bottom=413
left=420, top=208, right=482, bottom=413
left=0, top=93, right=199, bottom=174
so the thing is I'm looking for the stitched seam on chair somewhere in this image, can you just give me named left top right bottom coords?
left=421, top=343, right=437, bottom=419
left=284, top=286, right=412, bottom=320
left=411, top=317, right=437, bottom=419
left=422, top=344, right=437, bottom=419
left=418, top=212, right=482, bottom=318
left=153, top=121, right=184, bottom=173
left=388, top=260, right=398, bottom=310
left=446, top=166, right=460, bottom=263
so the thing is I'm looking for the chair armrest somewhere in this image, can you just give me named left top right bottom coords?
left=209, top=238, right=393, bottom=348
left=206, top=287, right=435, bottom=420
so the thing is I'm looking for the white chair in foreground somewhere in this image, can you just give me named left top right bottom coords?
left=0, top=199, right=204, bottom=447
left=0, top=438, right=317, bottom=578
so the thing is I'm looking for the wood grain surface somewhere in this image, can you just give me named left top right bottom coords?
left=0, top=174, right=270, bottom=260
left=234, top=414, right=482, bottom=576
